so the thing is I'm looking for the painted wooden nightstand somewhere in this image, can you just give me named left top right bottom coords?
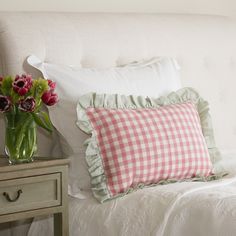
left=0, top=157, right=69, bottom=236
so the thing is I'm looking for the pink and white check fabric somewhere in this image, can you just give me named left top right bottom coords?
left=86, top=102, right=212, bottom=197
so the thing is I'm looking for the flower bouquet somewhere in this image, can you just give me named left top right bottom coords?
left=0, top=74, right=58, bottom=164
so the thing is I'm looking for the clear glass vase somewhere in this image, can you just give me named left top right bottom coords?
left=5, top=112, right=37, bottom=164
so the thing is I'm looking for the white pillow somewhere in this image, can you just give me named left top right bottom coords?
left=27, top=55, right=182, bottom=194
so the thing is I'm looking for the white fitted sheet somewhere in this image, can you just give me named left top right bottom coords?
left=28, top=155, right=236, bottom=236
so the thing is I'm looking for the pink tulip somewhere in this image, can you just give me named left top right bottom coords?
left=13, top=74, right=33, bottom=96
left=18, top=97, right=36, bottom=112
left=47, top=80, right=56, bottom=90
left=0, top=95, right=11, bottom=112
left=41, top=91, right=58, bottom=106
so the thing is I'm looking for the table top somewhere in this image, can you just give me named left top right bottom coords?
left=0, top=156, right=69, bottom=173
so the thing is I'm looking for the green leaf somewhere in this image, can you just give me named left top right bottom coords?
left=31, top=111, right=53, bottom=133
left=31, top=78, right=49, bottom=100
left=1, top=76, right=13, bottom=96
left=41, top=111, right=53, bottom=129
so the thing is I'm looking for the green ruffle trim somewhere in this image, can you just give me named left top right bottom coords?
left=77, top=87, right=225, bottom=203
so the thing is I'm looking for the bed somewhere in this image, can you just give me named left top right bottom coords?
left=1, top=12, right=236, bottom=236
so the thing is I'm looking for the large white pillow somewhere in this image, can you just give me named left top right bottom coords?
left=27, top=55, right=182, bottom=194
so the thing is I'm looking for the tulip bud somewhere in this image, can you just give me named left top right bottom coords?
left=41, top=91, right=58, bottom=106
left=47, top=80, right=56, bottom=90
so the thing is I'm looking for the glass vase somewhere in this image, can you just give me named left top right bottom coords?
left=5, top=112, right=37, bottom=164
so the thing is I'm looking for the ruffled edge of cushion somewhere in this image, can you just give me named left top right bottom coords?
left=76, top=87, right=225, bottom=202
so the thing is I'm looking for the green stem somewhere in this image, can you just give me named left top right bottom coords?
left=5, top=112, right=37, bottom=163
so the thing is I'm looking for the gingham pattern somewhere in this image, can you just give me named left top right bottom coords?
left=86, top=102, right=212, bottom=197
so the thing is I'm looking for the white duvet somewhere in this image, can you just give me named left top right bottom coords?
left=28, top=155, right=236, bottom=236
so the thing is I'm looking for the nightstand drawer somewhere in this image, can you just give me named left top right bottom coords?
left=0, top=173, right=61, bottom=215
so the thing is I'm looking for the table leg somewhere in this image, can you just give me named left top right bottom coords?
left=54, top=212, right=69, bottom=236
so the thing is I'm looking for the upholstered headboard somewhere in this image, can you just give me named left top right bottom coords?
left=0, top=12, right=236, bottom=157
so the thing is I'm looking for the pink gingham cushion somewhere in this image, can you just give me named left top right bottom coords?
left=77, top=88, right=224, bottom=202
left=86, top=102, right=212, bottom=198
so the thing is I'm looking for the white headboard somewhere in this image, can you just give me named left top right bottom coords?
left=0, top=12, right=236, bottom=156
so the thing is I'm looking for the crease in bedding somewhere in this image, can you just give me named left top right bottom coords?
left=68, top=174, right=236, bottom=236
left=154, top=175, right=236, bottom=236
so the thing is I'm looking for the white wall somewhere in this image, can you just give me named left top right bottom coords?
left=0, top=0, right=235, bottom=18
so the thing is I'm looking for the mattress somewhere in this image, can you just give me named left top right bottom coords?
left=28, top=155, right=236, bottom=236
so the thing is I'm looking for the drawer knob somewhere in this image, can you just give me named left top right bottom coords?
left=3, top=190, right=23, bottom=202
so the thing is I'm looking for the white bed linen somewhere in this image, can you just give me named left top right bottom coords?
left=28, top=156, right=236, bottom=236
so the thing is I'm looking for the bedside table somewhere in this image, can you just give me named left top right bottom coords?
left=0, top=157, right=69, bottom=236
